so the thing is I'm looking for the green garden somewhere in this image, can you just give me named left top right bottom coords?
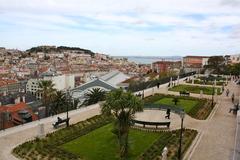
left=13, top=89, right=200, bottom=160
left=13, top=115, right=197, bottom=160
left=169, top=84, right=221, bottom=95
left=186, top=79, right=225, bottom=86
left=144, top=94, right=214, bottom=120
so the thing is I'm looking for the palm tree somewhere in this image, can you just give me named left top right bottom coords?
left=101, top=89, right=143, bottom=159
left=83, top=88, right=106, bottom=106
left=38, top=80, right=56, bottom=117
left=52, top=91, right=67, bottom=115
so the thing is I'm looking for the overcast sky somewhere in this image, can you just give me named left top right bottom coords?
left=0, top=0, right=240, bottom=56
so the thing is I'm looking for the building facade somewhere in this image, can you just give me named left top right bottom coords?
left=26, top=74, right=75, bottom=98
left=152, top=61, right=182, bottom=73
left=230, top=54, right=240, bottom=64
left=183, top=56, right=209, bottom=72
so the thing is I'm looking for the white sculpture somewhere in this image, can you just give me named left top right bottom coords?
left=162, top=147, right=168, bottom=160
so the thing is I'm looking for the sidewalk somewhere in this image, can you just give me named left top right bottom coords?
left=186, top=81, right=240, bottom=160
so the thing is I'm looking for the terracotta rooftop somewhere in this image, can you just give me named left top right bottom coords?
left=0, top=102, right=38, bottom=129
left=0, top=102, right=27, bottom=112
left=0, top=79, right=17, bottom=87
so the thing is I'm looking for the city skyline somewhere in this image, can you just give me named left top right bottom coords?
left=0, top=0, right=240, bottom=56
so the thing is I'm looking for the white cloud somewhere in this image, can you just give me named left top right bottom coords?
left=0, top=0, right=240, bottom=55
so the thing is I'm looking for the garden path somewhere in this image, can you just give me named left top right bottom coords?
left=185, top=81, right=240, bottom=160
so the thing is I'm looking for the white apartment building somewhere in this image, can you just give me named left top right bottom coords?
left=230, top=54, right=240, bottom=64
left=26, top=74, right=75, bottom=99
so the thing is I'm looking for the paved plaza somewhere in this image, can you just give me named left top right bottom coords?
left=0, top=77, right=239, bottom=160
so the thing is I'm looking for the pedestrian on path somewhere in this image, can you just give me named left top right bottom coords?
left=165, top=109, right=171, bottom=119
left=157, top=82, right=160, bottom=89
left=226, top=89, right=230, bottom=97
left=232, top=93, right=235, bottom=103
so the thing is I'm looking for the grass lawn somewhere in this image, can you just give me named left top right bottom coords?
left=61, top=124, right=161, bottom=160
left=144, top=94, right=214, bottom=120
left=13, top=114, right=198, bottom=160
left=154, top=97, right=199, bottom=113
left=169, top=84, right=221, bottom=95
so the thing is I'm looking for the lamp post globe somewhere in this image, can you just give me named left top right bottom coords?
left=178, top=111, right=185, bottom=160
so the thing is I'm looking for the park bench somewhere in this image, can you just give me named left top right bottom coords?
left=179, top=91, right=190, bottom=96
left=131, top=119, right=170, bottom=129
left=229, top=103, right=239, bottom=115
left=52, top=117, right=70, bottom=128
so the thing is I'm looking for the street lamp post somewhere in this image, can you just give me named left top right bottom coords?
left=66, top=89, right=71, bottom=127
left=178, top=111, right=185, bottom=160
left=212, top=83, right=215, bottom=106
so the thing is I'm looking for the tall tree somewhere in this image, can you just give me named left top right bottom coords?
left=101, top=89, right=143, bottom=159
left=229, top=63, right=240, bottom=76
left=38, top=80, right=56, bottom=117
left=206, top=56, right=225, bottom=75
left=83, top=88, right=106, bottom=106
left=52, top=91, right=67, bottom=115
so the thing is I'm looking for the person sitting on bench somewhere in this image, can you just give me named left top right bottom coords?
left=165, top=109, right=171, bottom=119
left=57, top=117, right=62, bottom=122
left=229, top=104, right=239, bottom=113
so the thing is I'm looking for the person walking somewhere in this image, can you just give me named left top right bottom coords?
left=157, top=82, right=160, bottom=89
left=165, top=108, right=171, bottom=119
left=232, top=93, right=235, bottom=103
left=226, top=89, right=230, bottom=97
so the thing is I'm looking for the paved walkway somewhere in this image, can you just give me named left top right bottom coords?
left=186, top=81, right=239, bottom=160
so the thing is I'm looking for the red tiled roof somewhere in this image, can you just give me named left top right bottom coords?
left=38, top=66, right=49, bottom=73
left=0, top=102, right=27, bottom=112
left=0, top=102, right=38, bottom=129
left=0, top=79, right=17, bottom=87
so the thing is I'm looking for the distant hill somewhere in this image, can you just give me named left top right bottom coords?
left=26, top=45, right=95, bottom=57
